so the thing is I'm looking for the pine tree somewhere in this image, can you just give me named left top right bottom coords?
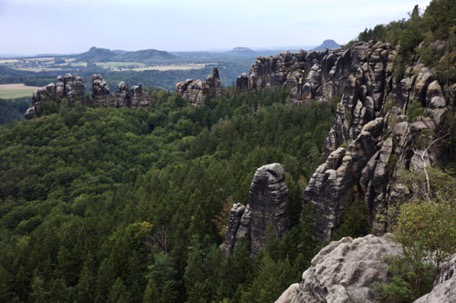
left=107, top=277, right=130, bottom=303
left=145, top=252, right=178, bottom=303
left=76, top=258, right=95, bottom=303
left=30, top=269, right=48, bottom=303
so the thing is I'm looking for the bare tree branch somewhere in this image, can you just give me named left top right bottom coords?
left=411, top=133, right=449, bottom=198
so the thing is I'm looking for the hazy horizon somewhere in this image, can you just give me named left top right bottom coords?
left=1, top=0, right=432, bottom=56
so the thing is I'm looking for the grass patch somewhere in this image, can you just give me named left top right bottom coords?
left=132, top=64, right=206, bottom=71
left=96, top=61, right=146, bottom=68
left=0, top=84, right=39, bottom=99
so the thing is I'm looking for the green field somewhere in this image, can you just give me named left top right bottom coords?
left=96, top=61, right=146, bottom=69
left=0, top=84, right=39, bottom=99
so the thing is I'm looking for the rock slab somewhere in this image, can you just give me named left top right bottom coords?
left=275, top=234, right=402, bottom=303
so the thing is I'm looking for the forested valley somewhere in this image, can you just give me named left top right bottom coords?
left=1, top=0, right=456, bottom=302
left=0, top=88, right=334, bottom=302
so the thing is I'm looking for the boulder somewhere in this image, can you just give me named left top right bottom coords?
left=275, top=234, right=402, bottom=303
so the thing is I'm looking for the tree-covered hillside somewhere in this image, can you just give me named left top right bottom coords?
left=357, top=0, right=456, bottom=83
left=0, top=89, right=333, bottom=302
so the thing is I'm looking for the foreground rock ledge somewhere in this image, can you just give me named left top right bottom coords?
left=275, top=234, right=402, bottom=303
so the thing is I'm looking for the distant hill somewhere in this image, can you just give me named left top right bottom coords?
left=311, top=39, right=340, bottom=51
left=122, top=49, right=176, bottom=62
left=75, top=47, right=177, bottom=64
left=228, top=47, right=258, bottom=57
left=75, top=47, right=117, bottom=62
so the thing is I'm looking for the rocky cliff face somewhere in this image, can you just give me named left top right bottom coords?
left=275, top=234, right=402, bottom=303
left=221, top=163, right=290, bottom=256
left=175, top=67, right=221, bottom=105
left=25, top=74, right=146, bottom=119
left=92, top=74, right=145, bottom=108
left=238, top=40, right=454, bottom=240
left=25, top=74, right=86, bottom=119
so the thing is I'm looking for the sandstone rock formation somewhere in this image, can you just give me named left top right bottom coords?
left=25, top=73, right=86, bottom=119
left=176, top=66, right=221, bottom=105
left=116, top=81, right=131, bottom=107
left=221, top=163, right=289, bottom=256
left=130, top=84, right=144, bottom=108
left=238, top=40, right=453, bottom=240
left=413, top=254, right=456, bottom=303
left=25, top=74, right=146, bottom=118
left=236, top=73, right=249, bottom=92
left=91, top=74, right=112, bottom=106
left=275, top=234, right=402, bottom=303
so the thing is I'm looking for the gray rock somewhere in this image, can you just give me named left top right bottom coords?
left=92, top=74, right=112, bottom=106
left=24, top=106, right=36, bottom=120
left=176, top=67, right=222, bottom=105
left=130, top=84, right=144, bottom=108
left=24, top=74, right=86, bottom=118
left=116, top=81, right=130, bottom=107
left=413, top=254, right=456, bottom=303
left=220, top=163, right=289, bottom=256
left=236, top=73, right=249, bottom=92
left=220, top=203, right=247, bottom=255
left=275, top=234, right=402, bottom=303
left=275, top=283, right=300, bottom=303
left=249, top=163, right=289, bottom=255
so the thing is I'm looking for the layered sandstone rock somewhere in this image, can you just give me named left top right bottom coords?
left=275, top=234, right=402, bottom=303
left=240, top=41, right=452, bottom=239
left=25, top=74, right=147, bottom=118
left=25, top=73, right=86, bottom=119
left=221, top=163, right=289, bottom=256
left=91, top=74, right=112, bottom=106
left=176, top=66, right=221, bottom=105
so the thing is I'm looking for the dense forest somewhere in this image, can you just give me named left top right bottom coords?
left=0, top=88, right=334, bottom=302
left=1, top=0, right=456, bottom=302
left=0, top=98, right=29, bottom=125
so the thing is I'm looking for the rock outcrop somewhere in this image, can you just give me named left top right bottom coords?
left=25, top=74, right=146, bottom=118
left=413, top=254, right=456, bottom=303
left=91, top=74, right=112, bottom=106
left=176, top=66, right=221, bottom=105
left=238, top=40, right=453, bottom=239
left=24, top=73, right=86, bottom=119
left=275, top=234, right=402, bottom=303
left=221, top=163, right=289, bottom=256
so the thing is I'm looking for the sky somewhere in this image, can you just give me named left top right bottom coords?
left=0, top=0, right=432, bottom=56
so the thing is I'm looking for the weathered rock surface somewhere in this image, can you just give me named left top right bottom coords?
left=221, top=163, right=289, bottom=256
left=275, top=234, right=402, bottom=303
left=25, top=73, right=86, bottom=119
left=176, top=67, right=221, bottom=105
left=25, top=74, right=146, bottom=118
left=92, top=75, right=144, bottom=108
left=239, top=40, right=453, bottom=239
left=413, top=254, right=456, bottom=303
left=116, top=81, right=131, bottom=107
left=91, top=74, right=112, bottom=106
